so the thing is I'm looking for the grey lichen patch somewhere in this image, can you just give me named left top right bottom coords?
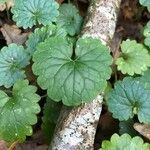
left=82, top=0, right=121, bottom=45
left=50, top=0, right=121, bottom=149
left=50, top=95, right=103, bottom=150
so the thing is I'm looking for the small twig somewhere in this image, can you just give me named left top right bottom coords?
left=57, top=0, right=65, bottom=4
left=5, top=2, right=11, bottom=21
left=3, top=89, right=13, bottom=94
left=9, top=141, right=18, bottom=150
left=41, top=94, right=47, bottom=99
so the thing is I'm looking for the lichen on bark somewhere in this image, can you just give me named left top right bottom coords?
left=49, top=0, right=121, bottom=149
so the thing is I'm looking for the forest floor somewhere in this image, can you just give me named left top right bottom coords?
left=0, top=0, right=149, bottom=150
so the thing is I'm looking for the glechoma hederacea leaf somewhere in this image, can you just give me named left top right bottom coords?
left=26, top=25, right=67, bottom=56
left=11, top=0, right=59, bottom=28
left=32, top=37, right=112, bottom=106
left=100, top=133, right=150, bottom=150
left=107, top=77, right=150, bottom=123
left=0, top=80, right=40, bottom=144
left=0, top=43, right=29, bottom=88
left=116, top=39, right=150, bottom=75
left=56, top=3, right=83, bottom=36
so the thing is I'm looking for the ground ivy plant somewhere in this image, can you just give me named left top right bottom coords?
left=11, top=0, right=59, bottom=28
left=32, top=37, right=112, bottom=106
left=107, top=77, right=150, bottom=123
left=0, top=0, right=150, bottom=148
left=0, top=80, right=40, bottom=144
left=56, top=3, right=83, bottom=36
left=0, top=44, right=29, bottom=88
left=0, top=0, right=113, bottom=144
left=100, top=133, right=150, bottom=150
left=103, top=1, right=150, bottom=147
left=115, top=39, right=150, bottom=75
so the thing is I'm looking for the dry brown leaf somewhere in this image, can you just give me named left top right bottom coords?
left=0, top=24, right=29, bottom=45
left=8, top=141, right=18, bottom=150
left=0, top=3, right=6, bottom=11
left=0, top=140, right=7, bottom=150
left=0, top=0, right=14, bottom=11
left=134, top=123, right=150, bottom=140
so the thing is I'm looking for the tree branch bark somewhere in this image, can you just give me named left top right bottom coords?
left=49, top=0, right=121, bottom=149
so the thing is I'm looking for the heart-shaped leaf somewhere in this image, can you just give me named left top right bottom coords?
left=32, top=37, right=112, bottom=106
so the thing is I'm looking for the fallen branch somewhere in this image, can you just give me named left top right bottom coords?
left=49, top=0, right=121, bottom=149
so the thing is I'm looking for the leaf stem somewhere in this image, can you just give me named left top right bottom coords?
left=41, top=94, right=47, bottom=99
left=3, top=89, right=13, bottom=96
left=5, top=2, right=10, bottom=21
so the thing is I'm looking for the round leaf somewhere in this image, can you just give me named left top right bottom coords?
left=116, top=39, right=150, bottom=75
left=56, top=3, right=83, bottom=36
left=0, top=44, right=29, bottom=88
left=26, top=25, right=67, bottom=56
left=101, top=133, right=150, bottom=150
left=0, top=80, right=40, bottom=144
left=11, top=0, right=59, bottom=28
left=107, top=77, right=150, bottom=123
left=32, top=37, right=112, bottom=106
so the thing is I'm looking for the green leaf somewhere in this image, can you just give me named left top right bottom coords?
left=0, top=80, right=40, bottom=144
left=100, top=133, right=150, bottom=150
left=56, top=3, right=83, bottom=36
left=116, top=39, right=150, bottom=75
left=148, top=7, right=150, bottom=12
left=107, top=77, right=150, bottom=123
left=26, top=25, right=67, bottom=56
left=119, top=120, right=137, bottom=136
left=0, top=0, right=6, bottom=3
left=104, top=82, right=112, bottom=101
left=11, top=0, right=59, bottom=29
left=143, top=21, right=150, bottom=47
left=41, top=98, right=62, bottom=143
left=0, top=44, right=29, bottom=88
left=139, top=0, right=150, bottom=8
left=0, top=0, right=13, bottom=4
left=136, top=68, right=150, bottom=90
left=32, top=37, right=112, bottom=106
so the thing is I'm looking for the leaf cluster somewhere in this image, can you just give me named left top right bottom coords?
left=105, top=1, right=150, bottom=143
left=0, top=0, right=113, bottom=144
left=100, top=133, right=150, bottom=150
left=0, top=0, right=150, bottom=147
